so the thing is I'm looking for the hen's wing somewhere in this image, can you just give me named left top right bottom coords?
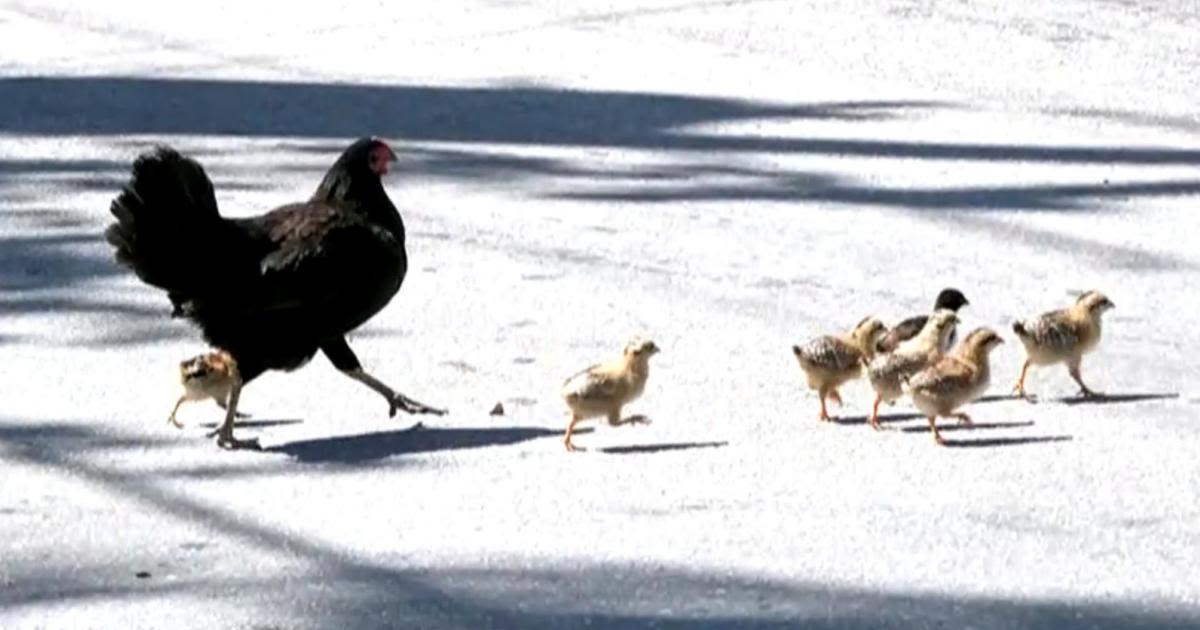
left=190, top=202, right=405, bottom=345
left=256, top=203, right=404, bottom=315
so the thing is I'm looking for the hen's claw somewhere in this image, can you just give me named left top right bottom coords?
left=389, top=393, right=447, bottom=417
left=205, top=427, right=261, bottom=450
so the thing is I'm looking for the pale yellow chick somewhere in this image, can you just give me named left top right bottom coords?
left=906, top=328, right=1005, bottom=446
left=168, top=350, right=240, bottom=428
left=561, top=337, right=660, bottom=452
left=865, top=309, right=959, bottom=431
left=1012, top=291, right=1115, bottom=399
left=791, top=317, right=887, bottom=422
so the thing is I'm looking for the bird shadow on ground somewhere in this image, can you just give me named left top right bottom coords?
left=901, top=421, right=1035, bottom=434
left=832, top=412, right=924, bottom=426
left=197, top=418, right=304, bottom=430
left=1056, top=392, right=1179, bottom=406
left=266, top=425, right=567, bottom=464
left=943, top=435, right=1074, bottom=448
left=975, top=393, right=1025, bottom=404
left=597, top=441, right=728, bottom=455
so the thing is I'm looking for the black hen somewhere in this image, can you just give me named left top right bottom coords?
left=106, top=137, right=444, bottom=448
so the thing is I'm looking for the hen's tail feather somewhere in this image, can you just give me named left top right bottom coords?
left=105, top=146, right=226, bottom=295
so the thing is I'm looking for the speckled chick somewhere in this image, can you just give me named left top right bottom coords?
left=168, top=350, right=240, bottom=428
left=865, top=309, right=959, bottom=430
left=561, top=337, right=659, bottom=452
left=1012, top=291, right=1114, bottom=399
left=792, top=317, right=887, bottom=422
left=906, top=328, right=1005, bottom=446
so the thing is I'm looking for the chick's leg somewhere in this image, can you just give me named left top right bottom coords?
left=322, top=337, right=446, bottom=417
left=167, top=396, right=186, bottom=429
left=817, top=387, right=832, bottom=422
left=868, top=394, right=883, bottom=431
left=1067, top=359, right=1100, bottom=398
left=1013, top=359, right=1032, bottom=399
left=927, top=416, right=945, bottom=446
left=564, top=414, right=584, bottom=452
left=953, top=412, right=973, bottom=426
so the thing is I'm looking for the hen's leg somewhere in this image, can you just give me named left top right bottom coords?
left=214, top=397, right=250, bottom=418
left=322, top=337, right=446, bottom=417
left=953, top=412, right=973, bottom=426
left=1067, top=359, right=1100, bottom=398
left=828, top=389, right=844, bottom=407
left=205, top=376, right=258, bottom=450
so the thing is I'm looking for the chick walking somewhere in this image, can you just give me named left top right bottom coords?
left=1012, top=291, right=1115, bottom=399
left=792, top=317, right=887, bottom=422
left=168, top=350, right=241, bottom=428
left=561, top=337, right=660, bottom=452
left=905, top=328, right=1005, bottom=446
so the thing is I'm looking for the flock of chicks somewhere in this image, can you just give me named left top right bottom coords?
left=793, top=288, right=1114, bottom=445
left=169, top=289, right=1114, bottom=451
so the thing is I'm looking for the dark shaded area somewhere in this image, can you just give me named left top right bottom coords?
left=0, top=232, right=115, bottom=291
left=598, top=440, right=728, bottom=455
left=6, top=76, right=1200, bottom=167
left=0, top=77, right=935, bottom=147
left=558, top=177, right=1200, bottom=211
left=267, top=425, right=566, bottom=463
left=196, top=418, right=303, bottom=430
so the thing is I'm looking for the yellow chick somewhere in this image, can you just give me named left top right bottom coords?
left=168, top=350, right=240, bottom=428
left=905, top=328, right=1005, bottom=446
left=1012, top=291, right=1115, bottom=399
left=791, top=317, right=887, bottom=422
left=865, top=309, right=959, bottom=431
left=561, top=337, right=660, bottom=452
